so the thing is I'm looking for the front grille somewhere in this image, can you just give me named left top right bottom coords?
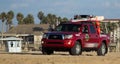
left=47, top=42, right=63, bottom=44
left=48, top=34, right=63, bottom=40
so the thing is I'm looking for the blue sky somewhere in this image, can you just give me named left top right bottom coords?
left=0, top=0, right=120, bottom=31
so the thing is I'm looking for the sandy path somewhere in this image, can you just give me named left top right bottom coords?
left=0, top=52, right=120, bottom=64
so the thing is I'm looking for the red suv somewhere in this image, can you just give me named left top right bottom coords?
left=41, top=15, right=110, bottom=56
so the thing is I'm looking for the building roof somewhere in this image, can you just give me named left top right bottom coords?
left=5, top=24, right=49, bottom=35
left=0, top=37, right=23, bottom=41
left=103, top=19, right=120, bottom=22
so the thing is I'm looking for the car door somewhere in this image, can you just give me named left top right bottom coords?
left=89, top=24, right=99, bottom=44
left=82, top=24, right=99, bottom=48
left=82, top=25, right=91, bottom=44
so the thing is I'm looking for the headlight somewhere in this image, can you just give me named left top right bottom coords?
left=64, top=34, right=73, bottom=39
left=43, top=34, right=48, bottom=38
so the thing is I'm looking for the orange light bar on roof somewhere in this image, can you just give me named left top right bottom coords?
left=90, top=16, right=104, bottom=21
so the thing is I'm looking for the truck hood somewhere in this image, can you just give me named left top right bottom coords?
left=45, top=31, right=79, bottom=35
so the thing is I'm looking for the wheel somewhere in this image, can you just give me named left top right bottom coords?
left=42, top=47, right=54, bottom=55
left=97, top=43, right=107, bottom=56
left=69, top=41, right=82, bottom=55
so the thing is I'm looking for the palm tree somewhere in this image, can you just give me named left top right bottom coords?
left=47, top=13, right=52, bottom=24
left=0, top=13, right=1, bottom=48
left=51, top=14, right=57, bottom=24
left=16, top=12, right=24, bottom=24
left=62, top=17, right=68, bottom=22
left=23, top=14, right=34, bottom=24
left=0, top=14, right=1, bottom=33
left=1, top=12, right=6, bottom=33
left=6, top=10, right=14, bottom=31
left=0, top=12, right=6, bottom=47
left=38, top=11, right=44, bottom=23
left=58, top=16, right=62, bottom=22
left=0, top=13, right=1, bottom=20
left=27, top=14, right=34, bottom=24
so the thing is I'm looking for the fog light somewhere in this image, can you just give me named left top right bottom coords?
left=41, top=41, right=44, bottom=44
left=67, top=41, right=72, bottom=45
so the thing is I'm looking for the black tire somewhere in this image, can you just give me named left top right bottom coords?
left=42, top=47, right=54, bottom=55
left=69, top=41, right=82, bottom=55
left=97, top=43, right=107, bottom=56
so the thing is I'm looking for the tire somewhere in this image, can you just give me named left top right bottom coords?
left=42, top=47, right=54, bottom=55
left=97, top=43, right=107, bottom=56
left=69, top=41, right=82, bottom=55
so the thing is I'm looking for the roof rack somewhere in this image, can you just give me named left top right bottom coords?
left=71, top=15, right=104, bottom=22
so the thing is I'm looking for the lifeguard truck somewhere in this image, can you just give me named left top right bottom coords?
left=41, top=15, right=110, bottom=56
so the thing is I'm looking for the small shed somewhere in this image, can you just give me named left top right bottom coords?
left=0, top=37, right=23, bottom=53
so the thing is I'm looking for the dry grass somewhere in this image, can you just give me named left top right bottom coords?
left=0, top=52, right=120, bottom=64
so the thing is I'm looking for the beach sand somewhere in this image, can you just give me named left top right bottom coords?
left=0, top=52, right=120, bottom=64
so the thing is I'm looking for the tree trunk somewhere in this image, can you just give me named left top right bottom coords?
left=1, top=22, right=4, bottom=49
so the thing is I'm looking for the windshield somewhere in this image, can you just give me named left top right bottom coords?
left=55, top=24, right=81, bottom=32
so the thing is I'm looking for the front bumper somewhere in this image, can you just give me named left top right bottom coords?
left=42, top=39, right=75, bottom=48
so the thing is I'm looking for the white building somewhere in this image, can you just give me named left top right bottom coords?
left=103, top=19, right=120, bottom=52
left=0, top=37, right=23, bottom=53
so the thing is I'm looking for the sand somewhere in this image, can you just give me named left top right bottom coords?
left=0, top=52, right=120, bottom=64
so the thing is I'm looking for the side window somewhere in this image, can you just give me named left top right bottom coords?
left=72, top=26, right=79, bottom=32
left=90, top=25, right=96, bottom=33
left=82, top=25, right=88, bottom=33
